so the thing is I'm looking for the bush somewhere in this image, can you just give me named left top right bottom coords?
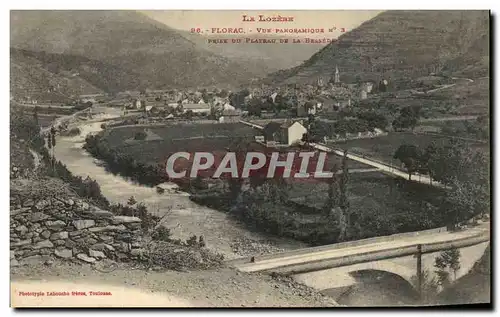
left=134, top=131, right=147, bottom=140
left=151, top=226, right=172, bottom=242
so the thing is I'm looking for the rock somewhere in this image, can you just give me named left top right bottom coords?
left=30, top=212, right=50, bottom=222
left=20, top=255, right=43, bottom=265
left=65, top=239, right=77, bottom=248
left=125, top=223, right=142, bottom=230
left=10, top=259, right=20, bottom=267
left=40, top=230, right=51, bottom=239
left=130, top=248, right=144, bottom=257
left=115, top=233, right=133, bottom=242
left=82, top=208, right=113, bottom=219
left=111, top=216, right=141, bottom=225
left=77, top=253, right=96, bottom=263
left=55, top=248, right=73, bottom=259
left=34, top=200, right=50, bottom=211
left=66, top=199, right=75, bottom=206
left=33, top=240, right=54, bottom=249
left=189, top=251, right=204, bottom=264
left=50, top=231, right=69, bottom=240
left=114, top=242, right=130, bottom=253
left=23, top=199, right=34, bottom=207
left=91, top=243, right=115, bottom=252
left=69, top=230, right=84, bottom=238
left=11, top=239, right=32, bottom=248
left=83, top=237, right=98, bottom=245
left=89, top=225, right=127, bottom=233
left=40, top=248, right=53, bottom=256
left=15, top=225, right=28, bottom=234
left=89, top=249, right=106, bottom=259
left=45, top=220, right=66, bottom=231
left=72, top=220, right=95, bottom=230
left=53, top=240, right=66, bottom=246
left=81, top=201, right=90, bottom=210
left=10, top=251, right=15, bottom=259
left=98, top=235, right=113, bottom=243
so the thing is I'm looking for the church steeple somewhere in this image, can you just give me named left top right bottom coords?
left=334, top=65, right=340, bottom=84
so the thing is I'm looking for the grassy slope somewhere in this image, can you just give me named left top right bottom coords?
left=266, top=11, right=489, bottom=87
left=10, top=10, right=266, bottom=90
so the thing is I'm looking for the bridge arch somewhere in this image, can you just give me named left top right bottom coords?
left=344, top=260, right=417, bottom=288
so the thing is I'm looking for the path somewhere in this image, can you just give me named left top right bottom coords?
left=11, top=261, right=337, bottom=307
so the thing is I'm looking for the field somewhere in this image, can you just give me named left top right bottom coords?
left=331, top=132, right=489, bottom=165
left=103, top=122, right=261, bottom=147
left=100, top=122, right=370, bottom=169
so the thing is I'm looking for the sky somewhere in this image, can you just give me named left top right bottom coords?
left=142, top=10, right=382, bottom=39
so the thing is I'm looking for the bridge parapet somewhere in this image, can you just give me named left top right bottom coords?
left=227, top=226, right=448, bottom=266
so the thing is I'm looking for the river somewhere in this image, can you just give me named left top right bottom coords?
left=52, top=115, right=307, bottom=260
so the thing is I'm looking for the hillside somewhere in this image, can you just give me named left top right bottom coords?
left=179, top=31, right=326, bottom=72
left=10, top=48, right=139, bottom=99
left=266, top=11, right=490, bottom=88
left=10, top=10, right=266, bottom=91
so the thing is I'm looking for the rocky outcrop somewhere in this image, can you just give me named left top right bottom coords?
left=10, top=195, right=144, bottom=266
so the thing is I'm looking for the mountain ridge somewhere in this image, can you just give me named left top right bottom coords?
left=265, top=10, right=490, bottom=87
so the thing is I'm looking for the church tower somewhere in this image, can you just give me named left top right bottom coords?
left=334, top=65, right=340, bottom=84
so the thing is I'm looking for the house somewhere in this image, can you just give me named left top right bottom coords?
left=181, top=103, right=211, bottom=114
left=222, top=103, right=235, bottom=111
left=220, top=109, right=241, bottom=122
left=263, top=121, right=307, bottom=146
left=360, top=90, right=368, bottom=100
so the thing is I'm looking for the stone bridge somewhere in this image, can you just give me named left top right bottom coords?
left=229, top=223, right=490, bottom=296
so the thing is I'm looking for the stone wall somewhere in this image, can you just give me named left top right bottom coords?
left=10, top=194, right=145, bottom=267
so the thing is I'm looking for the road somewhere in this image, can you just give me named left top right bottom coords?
left=239, top=120, right=444, bottom=187
left=232, top=223, right=489, bottom=273
left=311, top=143, right=447, bottom=188
left=426, top=83, right=457, bottom=94
left=419, top=115, right=479, bottom=122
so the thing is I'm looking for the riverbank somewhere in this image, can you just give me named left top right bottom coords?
left=52, top=119, right=308, bottom=260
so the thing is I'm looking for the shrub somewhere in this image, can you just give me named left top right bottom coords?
left=151, top=226, right=172, bottom=242
left=134, top=131, right=147, bottom=140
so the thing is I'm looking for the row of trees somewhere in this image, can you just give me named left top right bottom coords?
left=84, top=134, right=167, bottom=187
left=392, top=105, right=422, bottom=131
left=303, top=111, right=389, bottom=142
left=394, top=140, right=489, bottom=227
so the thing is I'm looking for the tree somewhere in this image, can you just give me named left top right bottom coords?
left=338, top=150, right=351, bottom=241
left=134, top=131, right=147, bottom=141
left=33, top=106, right=39, bottom=126
left=247, top=98, right=262, bottom=117
left=51, top=133, right=56, bottom=148
left=393, top=144, right=422, bottom=180
left=185, top=110, right=194, bottom=120
left=392, top=106, right=420, bottom=131
left=127, top=196, right=137, bottom=206
left=435, top=248, right=461, bottom=288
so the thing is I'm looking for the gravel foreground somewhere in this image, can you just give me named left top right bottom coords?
left=11, top=260, right=338, bottom=307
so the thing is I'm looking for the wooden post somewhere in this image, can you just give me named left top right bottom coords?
left=416, top=244, right=423, bottom=299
